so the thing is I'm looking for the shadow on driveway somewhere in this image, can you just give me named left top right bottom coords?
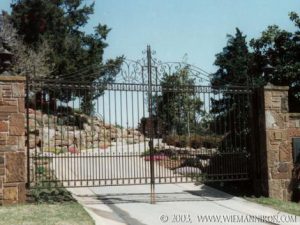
left=73, top=185, right=233, bottom=205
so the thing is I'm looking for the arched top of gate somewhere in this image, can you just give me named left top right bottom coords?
left=27, top=48, right=213, bottom=86
left=114, top=58, right=212, bottom=85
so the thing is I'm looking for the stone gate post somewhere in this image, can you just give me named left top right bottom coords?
left=0, top=76, right=26, bottom=205
left=259, top=84, right=293, bottom=200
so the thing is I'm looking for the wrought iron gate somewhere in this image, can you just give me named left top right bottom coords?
left=26, top=46, right=254, bottom=194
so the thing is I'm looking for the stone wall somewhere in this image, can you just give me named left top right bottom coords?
left=289, top=114, right=300, bottom=140
left=261, top=84, right=300, bottom=201
left=0, top=76, right=26, bottom=205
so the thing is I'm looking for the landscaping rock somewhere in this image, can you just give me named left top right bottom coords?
left=83, top=123, right=91, bottom=132
left=27, top=109, right=144, bottom=157
left=173, top=166, right=202, bottom=175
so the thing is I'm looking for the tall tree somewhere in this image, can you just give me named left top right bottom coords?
left=211, top=28, right=252, bottom=151
left=0, top=12, right=52, bottom=77
left=154, top=68, right=203, bottom=136
left=250, top=12, right=300, bottom=111
left=212, top=28, right=253, bottom=86
left=10, top=0, right=123, bottom=114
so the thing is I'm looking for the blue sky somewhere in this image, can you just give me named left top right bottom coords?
left=1, top=0, right=299, bottom=73
left=1, top=0, right=299, bottom=126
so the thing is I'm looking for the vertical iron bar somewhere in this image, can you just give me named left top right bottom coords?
left=114, top=89, right=118, bottom=184
left=120, top=89, right=124, bottom=184
left=125, top=88, right=129, bottom=184
left=147, top=45, right=155, bottom=204
left=137, top=89, right=141, bottom=184
left=26, top=74, right=30, bottom=188
left=131, top=90, right=136, bottom=184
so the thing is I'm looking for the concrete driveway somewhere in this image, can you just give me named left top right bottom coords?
left=49, top=141, right=300, bottom=225
left=52, top=140, right=192, bottom=187
left=67, top=183, right=299, bottom=225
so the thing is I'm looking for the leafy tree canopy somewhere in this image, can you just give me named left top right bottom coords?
left=212, top=11, right=300, bottom=112
left=250, top=11, right=300, bottom=111
left=10, top=0, right=123, bottom=82
left=0, top=12, right=52, bottom=77
left=10, top=0, right=123, bottom=114
left=212, top=28, right=253, bottom=87
left=154, top=68, right=204, bottom=136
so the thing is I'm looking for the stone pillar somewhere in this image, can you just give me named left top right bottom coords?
left=262, top=84, right=293, bottom=200
left=0, top=76, right=26, bottom=205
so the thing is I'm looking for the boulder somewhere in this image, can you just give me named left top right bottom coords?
left=28, top=134, right=41, bottom=148
left=199, top=159, right=210, bottom=167
left=93, top=119, right=103, bottom=126
left=42, top=128, right=55, bottom=142
left=86, top=141, right=93, bottom=149
left=92, top=141, right=100, bottom=148
left=173, top=167, right=202, bottom=175
left=55, top=139, right=69, bottom=147
left=29, top=147, right=41, bottom=155
left=91, top=133, right=99, bottom=141
left=83, top=123, right=91, bottom=132
left=104, top=124, right=111, bottom=129
left=86, top=135, right=94, bottom=142
left=126, top=138, right=138, bottom=144
left=116, top=128, right=123, bottom=138
left=99, top=142, right=109, bottom=149
left=93, top=125, right=101, bottom=133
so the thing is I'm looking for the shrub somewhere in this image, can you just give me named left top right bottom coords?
left=163, top=135, right=187, bottom=147
left=175, top=136, right=187, bottom=148
left=36, top=166, right=46, bottom=175
left=30, top=186, right=75, bottom=203
left=190, top=136, right=203, bottom=148
left=163, top=134, right=222, bottom=149
left=57, top=105, right=74, bottom=115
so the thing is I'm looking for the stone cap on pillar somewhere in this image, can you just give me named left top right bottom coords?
left=264, top=83, right=289, bottom=91
left=0, top=76, right=26, bottom=82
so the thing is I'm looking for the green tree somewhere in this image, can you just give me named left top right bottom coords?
left=212, top=28, right=253, bottom=86
left=10, top=0, right=123, bottom=114
left=250, top=11, right=300, bottom=111
left=0, top=12, right=52, bottom=77
left=211, top=28, right=252, bottom=152
left=154, top=68, right=203, bottom=136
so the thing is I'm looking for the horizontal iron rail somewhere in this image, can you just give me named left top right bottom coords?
left=27, top=81, right=253, bottom=94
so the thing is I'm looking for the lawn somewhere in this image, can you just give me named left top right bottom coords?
left=245, top=197, right=300, bottom=216
left=0, top=202, right=95, bottom=225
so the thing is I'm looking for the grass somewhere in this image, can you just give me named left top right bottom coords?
left=0, top=202, right=95, bottom=225
left=245, top=196, right=300, bottom=216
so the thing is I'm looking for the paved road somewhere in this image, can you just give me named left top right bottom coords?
left=49, top=142, right=299, bottom=225
left=67, top=183, right=299, bottom=225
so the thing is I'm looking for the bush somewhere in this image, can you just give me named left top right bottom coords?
left=163, top=134, right=222, bottom=149
left=163, top=135, right=187, bottom=147
left=30, top=186, right=75, bottom=203
left=36, top=166, right=46, bottom=175
left=189, top=136, right=203, bottom=148
left=57, top=105, right=74, bottom=115
left=175, top=136, right=187, bottom=148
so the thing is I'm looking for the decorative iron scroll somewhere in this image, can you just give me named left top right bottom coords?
left=113, top=57, right=212, bottom=85
left=28, top=47, right=213, bottom=86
